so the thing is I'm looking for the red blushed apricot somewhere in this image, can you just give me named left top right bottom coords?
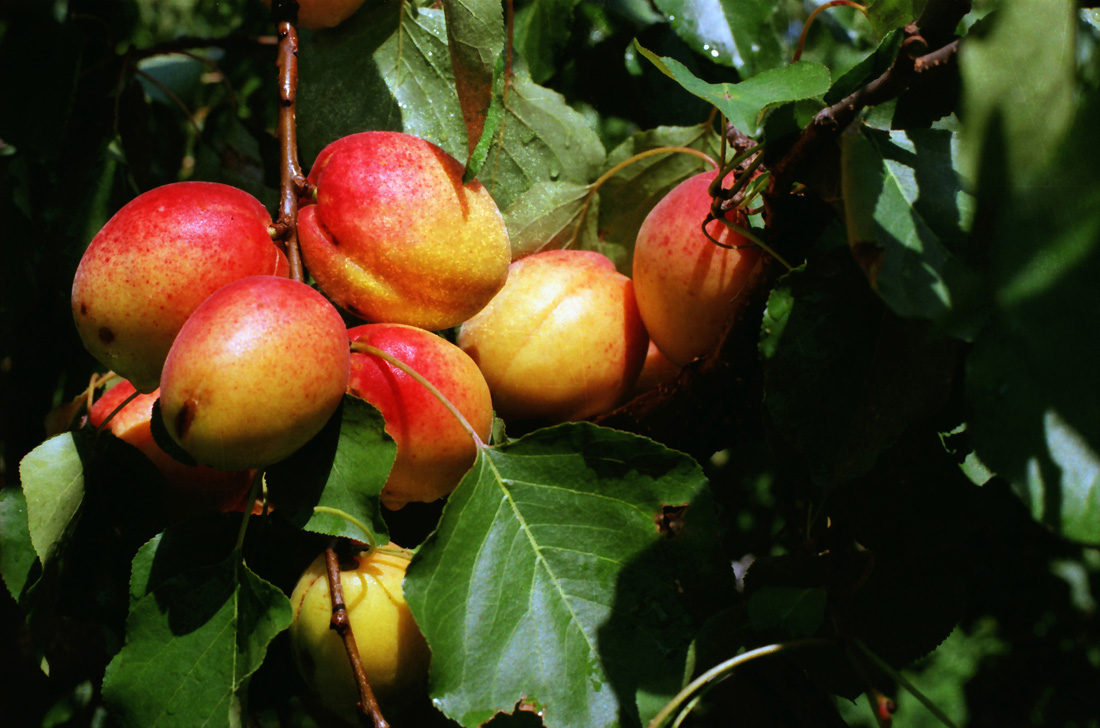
left=458, top=249, right=648, bottom=424
left=632, top=171, right=764, bottom=367
left=347, top=324, right=492, bottom=510
left=159, top=276, right=350, bottom=471
left=89, top=379, right=255, bottom=516
left=298, top=131, right=511, bottom=330
left=71, top=182, right=289, bottom=393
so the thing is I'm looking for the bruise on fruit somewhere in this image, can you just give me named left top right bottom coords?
left=98, top=326, right=114, bottom=344
left=79, top=303, right=88, bottom=316
left=655, top=504, right=688, bottom=539
left=175, top=398, right=198, bottom=439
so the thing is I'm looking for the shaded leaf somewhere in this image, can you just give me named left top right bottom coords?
left=405, top=423, right=726, bottom=728
left=102, top=535, right=292, bottom=728
left=958, top=0, right=1077, bottom=188
left=266, top=396, right=395, bottom=544
left=841, top=127, right=977, bottom=336
left=653, top=0, right=783, bottom=75
left=442, top=0, right=505, bottom=160
left=0, top=486, right=37, bottom=601
left=19, top=433, right=84, bottom=566
left=513, top=0, right=582, bottom=83
left=865, top=0, right=928, bottom=37
left=747, top=587, right=827, bottom=639
left=760, top=251, right=958, bottom=493
left=635, top=42, right=831, bottom=135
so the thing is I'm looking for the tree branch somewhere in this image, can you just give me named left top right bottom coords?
left=271, top=0, right=307, bottom=283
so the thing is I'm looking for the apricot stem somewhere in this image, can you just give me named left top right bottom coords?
left=351, top=342, right=486, bottom=450
left=566, top=145, right=719, bottom=249
left=851, top=637, right=960, bottom=728
left=647, top=638, right=833, bottom=728
left=325, top=545, right=390, bottom=728
left=272, top=0, right=305, bottom=283
left=233, top=470, right=266, bottom=552
left=94, top=388, right=140, bottom=436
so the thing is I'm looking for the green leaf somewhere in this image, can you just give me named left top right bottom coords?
left=297, top=3, right=605, bottom=209
left=652, top=0, right=783, bottom=75
left=958, top=0, right=1077, bottom=189
left=404, top=423, right=726, bottom=728
left=635, top=42, right=831, bottom=135
left=595, top=124, right=720, bottom=270
left=266, top=396, right=395, bottom=544
left=841, top=127, right=977, bottom=335
left=512, top=0, right=582, bottom=83
left=102, top=535, right=292, bottom=728
left=19, top=434, right=84, bottom=567
left=747, top=587, right=827, bottom=639
left=0, top=486, right=37, bottom=601
left=442, top=0, right=505, bottom=161
left=865, top=0, right=928, bottom=37
left=502, top=180, right=595, bottom=258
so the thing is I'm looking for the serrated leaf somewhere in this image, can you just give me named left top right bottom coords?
left=503, top=180, right=594, bottom=258
left=513, top=0, right=582, bottom=83
left=297, top=3, right=604, bottom=209
left=841, top=127, right=977, bottom=335
left=19, top=434, right=84, bottom=566
left=747, top=587, right=827, bottom=639
left=653, top=0, right=783, bottom=75
left=266, top=396, right=395, bottom=544
left=404, top=423, right=725, bottom=728
left=442, top=0, right=505, bottom=160
left=635, top=42, right=830, bottom=135
left=102, top=536, right=291, bottom=728
left=0, top=486, right=37, bottom=601
left=958, top=0, right=1077, bottom=188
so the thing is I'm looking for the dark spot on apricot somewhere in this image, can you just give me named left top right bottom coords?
left=175, top=398, right=198, bottom=439
left=80, top=303, right=88, bottom=316
left=98, top=327, right=114, bottom=344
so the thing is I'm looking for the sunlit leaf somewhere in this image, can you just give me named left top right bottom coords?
left=841, top=127, right=977, bottom=335
left=19, top=434, right=84, bottom=567
left=266, top=396, right=395, bottom=544
left=503, top=180, right=595, bottom=258
left=653, top=0, right=783, bottom=75
left=635, top=42, right=830, bottom=135
left=405, top=423, right=726, bottom=728
left=442, top=0, right=505, bottom=160
left=102, top=534, right=292, bottom=728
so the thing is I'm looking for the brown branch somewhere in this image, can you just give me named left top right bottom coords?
left=271, top=0, right=306, bottom=282
left=769, top=0, right=968, bottom=190
left=325, top=545, right=390, bottom=728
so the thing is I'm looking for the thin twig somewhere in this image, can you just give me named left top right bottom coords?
left=272, top=1, right=306, bottom=282
left=325, top=545, right=390, bottom=728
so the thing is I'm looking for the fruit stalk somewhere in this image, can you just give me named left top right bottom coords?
left=272, top=0, right=307, bottom=283
left=325, top=544, right=390, bottom=728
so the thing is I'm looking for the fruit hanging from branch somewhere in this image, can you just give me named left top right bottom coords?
left=458, top=248, right=648, bottom=424
left=159, top=275, right=351, bottom=471
left=298, top=131, right=512, bottom=330
left=71, top=181, right=290, bottom=393
left=633, top=170, right=764, bottom=367
left=347, top=323, right=493, bottom=510
left=289, top=546, right=430, bottom=724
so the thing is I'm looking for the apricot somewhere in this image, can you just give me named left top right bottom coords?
left=159, top=276, right=350, bottom=471
left=298, top=131, right=511, bottom=330
left=632, top=171, right=764, bottom=366
left=289, top=547, right=430, bottom=723
left=88, top=379, right=255, bottom=515
left=71, top=182, right=288, bottom=393
left=458, top=249, right=648, bottom=423
left=260, top=0, right=367, bottom=29
left=347, top=324, right=492, bottom=510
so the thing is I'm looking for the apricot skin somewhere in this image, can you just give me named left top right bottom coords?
left=289, top=547, right=430, bottom=724
left=298, top=131, right=511, bottom=330
left=159, top=276, right=350, bottom=471
left=458, top=249, right=648, bottom=423
left=632, top=171, right=763, bottom=367
left=71, top=182, right=288, bottom=393
left=347, top=324, right=492, bottom=510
